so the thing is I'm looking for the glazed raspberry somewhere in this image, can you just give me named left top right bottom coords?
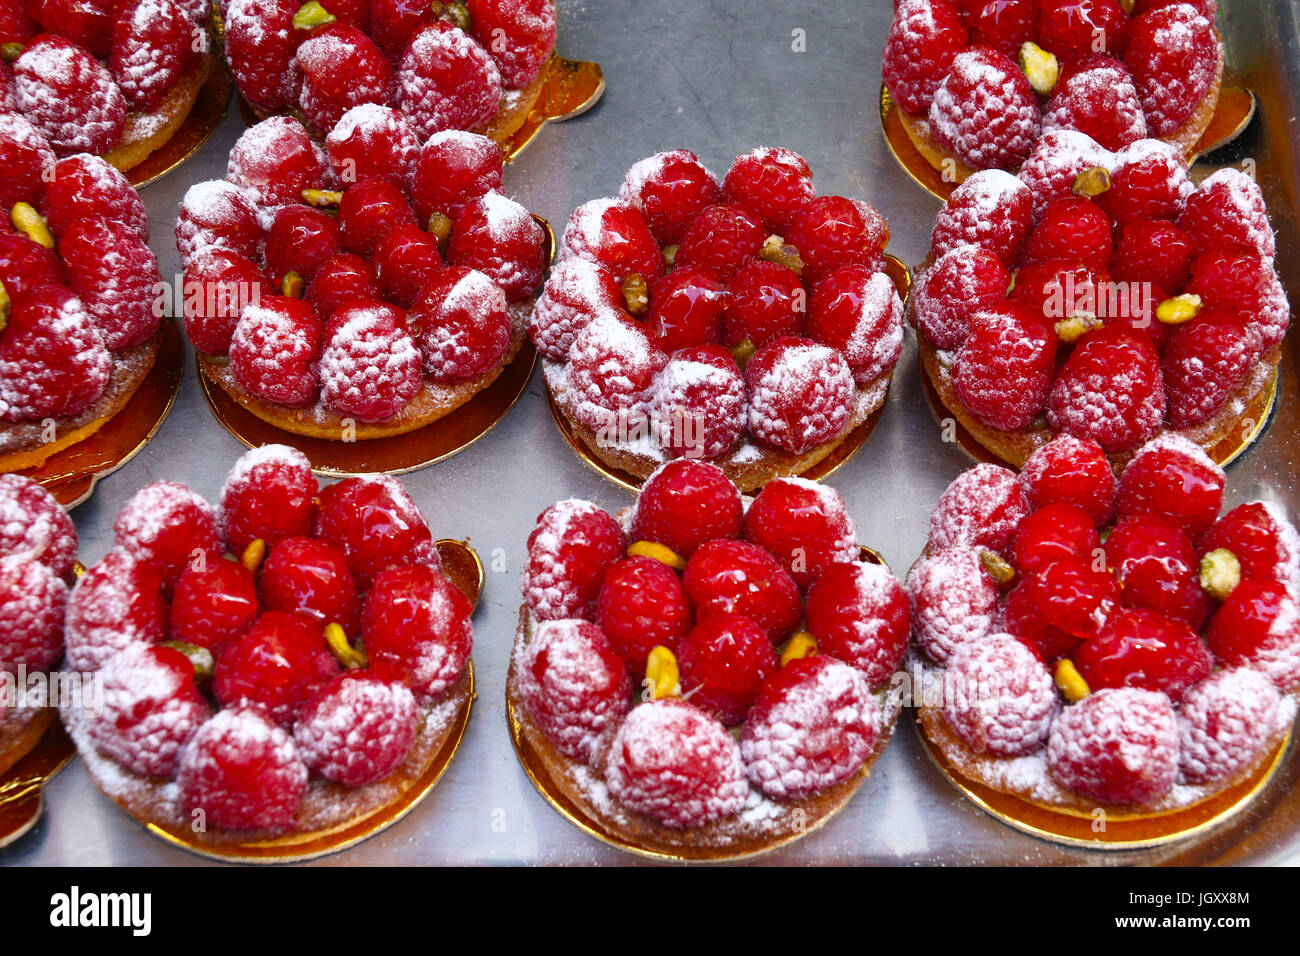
left=1048, top=687, right=1178, bottom=804
left=786, top=196, right=888, bottom=283
left=294, top=25, right=392, bottom=132
left=1177, top=168, right=1276, bottom=261
left=881, top=0, right=968, bottom=114
left=89, top=644, right=208, bottom=780
left=59, top=216, right=162, bottom=351
left=1206, top=579, right=1300, bottom=691
left=1009, top=260, right=1110, bottom=330
left=338, top=178, right=417, bottom=258
left=741, top=655, right=882, bottom=800
left=558, top=198, right=663, bottom=283
left=675, top=203, right=766, bottom=282
left=0, top=2, right=28, bottom=50
left=410, top=130, right=504, bottom=219
left=517, top=618, right=631, bottom=763
left=226, top=117, right=331, bottom=208
left=743, top=477, right=857, bottom=590
left=306, top=253, right=378, bottom=320
left=619, top=149, right=720, bottom=245
left=953, top=303, right=1056, bottom=431
left=114, top=482, right=221, bottom=588
left=943, top=632, right=1059, bottom=756
left=413, top=267, right=510, bottom=382
left=806, top=266, right=903, bottom=384
left=315, top=475, right=438, bottom=588
left=967, top=0, right=1038, bottom=56
left=0, top=284, right=110, bottom=423
left=1109, top=508, right=1211, bottom=637
left=907, top=547, right=998, bottom=663
left=1002, top=578, right=1081, bottom=662
left=806, top=560, right=909, bottom=684
left=224, top=0, right=300, bottom=112
left=218, top=444, right=317, bottom=553
left=631, top=459, right=742, bottom=558
left=1185, top=249, right=1271, bottom=336
left=1019, top=434, right=1116, bottom=526
left=373, top=224, right=445, bottom=308
left=1075, top=607, right=1211, bottom=701
left=13, top=35, right=126, bottom=154
left=178, top=706, right=309, bottom=831
left=1203, top=502, right=1300, bottom=586
left=1126, top=3, right=1218, bottom=136
left=468, top=0, right=557, bottom=87
left=650, top=345, right=745, bottom=461
left=1109, top=219, right=1192, bottom=291
left=930, top=169, right=1032, bottom=263
left=1161, top=313, right=1259, bottom=428
left=230, top=296, right=324, bottom=407
left=643, top=266, right=725, bottom=353
left=1038, top=0, right=1127, bottom=61
left=1179, top=668, right=1282, bottom=785
left=562, top=311, right=667, bottom=432
left=214, top=611, right=339, bottom=726
left=170, top=560, right=259, bottom=653
left=928, top=463, right=1029, bottom=554
left=928, top=46, right=1039, bottom=171
left=678, top=614, right=778, bottom=725
left=44, top=154, right=147, bottom=242
left=325, top=102, right=421, bottom=188
left=1042, top=58, right=1146, bottom=151
left=0, top=554, right=66, bottom=673
left=604, top=698, right=748, bottom=828
left=1025, top=197, right=1113, bottom=271
left=293, top=671, right=416, bottom=787
left=397, top=22, right=503, bottom=138
left=448, top=191, right=546, bottom=300
left=595, top=556, right=691, bottom=677
left=265, top=205, right=342, bottom=281
left=745, top=337, right=854, bottom=456
left=913, top=246, right=1010, bottom=351
left=362, top=565, right=473, bottom=697
left=529, top=257, right=624, bottom=361
left=1045, top=325, right=1165, bottom=453
left=0, top=474, right=76, bottom=577
left=1098, top=141, right=1191, bottom=226
left=721, top=147, right=815, bottom=231
left=0, top=113, right=53, bottom=207
left=684, top=539, right=801, bottom=643
left=176, top=181, right=265, bottom=265
left=110, top=0, right=194, bottom=113
left=369, top=0, right=431, bottom=57
left=1026, top=553, right=1121, bottom=639
left=722, top=259, right=804, bottom=348
left=1114, top=435, right=1224, bottom=537
left=1012, top=502, right=1099, bottom=577
left=1016, top=129, right=1112, bottom=220
left=260, top=536, right=359, bottom=631
left=319, top=303, right=422, bottom=422
left=523, top=499, right=624, bottom=620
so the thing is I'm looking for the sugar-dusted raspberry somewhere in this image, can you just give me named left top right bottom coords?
left=942, top=632, right=1058, bottom=756
left=1204, top=502, right=1300, bottom=587
left=226, top=117, right=331, bottom=209
left=683, top=539, right=802, bottom=643
left=912, top=246, right=1010, bottom=351
left=0, top=235, right=66, bottom=302
left=223, top=0, right=299, bottom=112
left=1016, top=129, right=1114, bottom=221
left=114, top=481, right=221, bottom=588
left=605, top=697, right=747, bottom=828
left=1025, top=196, right=1113, bottom=271
left=325, top=104, right=420, bottom=188
left=930, top=169, right=1032, bottom=263
left=1038, top=0, right=1127, bottom=61
left=517, top=618, right=630, bottom=763
left=1019, top=434, right=1115, bottom=525
left=410, top=130, right=503, bottom=221
left=1206, top=578, right=1300, bottom=691
left=562, top=310, right=668, bottom=432
left=675, top=203, right=766, bottom=282
left=397, top=22, right=503, bottom=138
left=468, top=0, right=557, bottom=87
left=0, top=113, right=53, bottom=208
left=1126, top=3, right=1218, bottom=136
left=229, top=296, right=324, bottom=407
left=907, top=547, right=998, bottom=663
left=953, top=303, right=1056, bottom=431
left=339, top=178, right=417, bottom=259
left=294, top=25, right=392, bottom=133
left=214, top=611, right=339, bottom=727
left=1114, top=434, right=1224, bottom=537
left=265, top=204, right=341, bottom=282
left=650, top=345, right=745, bottom=461
left=929, top=463, right=1028, bottom=554
left=65, top=552, right=167, bottom=673
left=1098, top=141, right=1191, bottom=227
left=1042, top=57, right=1146, bottom=151
left=530, top=257, right=624, bottom=361
left=1179, top=667, right=1282, bottom=785
left=1002, top=577, right=1081, bottom=662
left=721, top=147, right=814, bottom=231
left=677, top=614, right=778, bottom=727
left=1109, top=219, right=1192, bottom=291
left=110, top=0, right=195, bottom=113
left=1254, top=269, right=1290, bottom=352
left=13, top=35, right=126, bottom=154
left=1012, top=502, right=1099, bottom=577
left=1177, top=168, right=1276, bottom=261
left=1162, top=312, right=1259, bottom=429
left=261, top=535, right=359, bottom=632
left=632, top=459, right=742, bottom=558
left=745, top=337, right=854, bottom=456
left=315, top=475, right=438, bottom=588
left=176, top=180, right=265, bottom=265
left=44, top=154, right=148, bottom=242
left=619, top=149, right=720, bottom=246
left=881, top=0, right=968, bottom=114
left=0, top=475, right=76, bottom=577
left=743, top=477, right=857, bottom=590
left=89, top=644, right=208, bottom=780
left=292, top=671, right=416, bottom=787
left=928, top=46, right=1039, bottom=172
left=305, top=253, right=378, bottom=320
left=966, top=0, right=1038, bottom=56
left=806, top=266, right=903, bottom=385
left=0, top=553, right=66, bottom=673
left=363, top=565, right=473, bottom=697
left=170, top=559, right=259, bottom=653
left=413, top=266, right=510, bottom=382
left=644, top=265, right=726, bottom=353
left=178, top=706, right=308, bottom=831
left=1076, top=606, right=1212, bottom=701
left=523, top=499, right=624, bottom=621
left=0, top=284, right=111, bottom=423
left=319, top=302, right=422, bottom=423
left=1046, top=326, right=1165, bottom=453
left=595, top=556, right=691, bottom=678
left=448, top=191, right=546, bottom=301
left=786, top=196, right=888, bottom=283
left=722, top=259, right=804, bottom=348
left=59, top=216, right=162, bottom=351
left=1107, top=515, right=1208, bottom=627
left=218, top=444, right=317, bottom=552
left=1047, top=687, right=1179, bottom=805
left=1187, top=244, right=1271, bottom=318
left=806, top=560, right=908, bottom=684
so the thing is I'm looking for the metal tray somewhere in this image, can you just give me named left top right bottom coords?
left=4, top=0, right=1298, bottom=866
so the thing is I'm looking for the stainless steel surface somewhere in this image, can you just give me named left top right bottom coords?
left=5, top=0, right=1299, bottom=866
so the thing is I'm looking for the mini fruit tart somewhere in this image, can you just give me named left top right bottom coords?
left=909, top=132, right=1286, bottom=469
left=61, top=445, right=476, bottom=861
left=2, top=0, right=220, bottom=175
left=909, top=433, right=1300, bottom=845
left=508, top=459, right=910, bottom=859
left=177, top=113, right=547, bottom=443
left=882, top=0, right=1224, bottom=182
left=534, top=147, right=907, bottom=492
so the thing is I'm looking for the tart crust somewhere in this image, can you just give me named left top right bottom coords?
left=0, top=707, right=56, bottom=781
left=102, top=53, right=216, bottom=174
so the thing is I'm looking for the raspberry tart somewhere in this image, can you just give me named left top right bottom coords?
left=909, top=434, right=1299, bottom=846
left=534, top=147, right=908, bottom=492
left=508, top=460, right=910, bottom=859
left=909, top=133, right=1286, bottom=469
left=61, top=445, right=477, bottom=861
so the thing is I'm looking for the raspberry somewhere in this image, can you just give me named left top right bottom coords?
left=1101, top=143, right=1188, bottom=222
left=912, top=246, right=1011, bottom=350
left=170, top=559, right=259, bottom=653
left=1047, top=687, right=1178, bottom=804
left=372, top=220, right=446, bottom=315
left=604, top=698, right=747, bottom=828
left=0, top=474, right=76, bottom=577
left=745, top=337, right=854, bottom=456
left=1205, top=579, right=1300, bottom=691
left=522, top=499, right=623, bottom=621
left=881, top=0, right=968, bottom=114
left=89, top=644, right=208, bottom=780
left=1186, top=246, right=1271, bottom=318
left=13, top=35, right=126, bottom=154
left=64, top=552, right=166, bottom=673
left=1254, top=270, right=1289, bottom=352
left=218, top=444, right=317, bottom=553
left=178, top=707, right=308, bottom=831
left=650, top=345, right=745, bottom=461
left=1038, top=0, right=1128, bottom=61
left=306, top=253, right=378, bottom=320
left=928, top=46, right=1039, bottom=171
left=1179, top=668, right=1282, bottom=785
left=906, top=547, right=998, bottom=663
left=176, top=180, right=265, bottom=265
left=224, top=0, right=300, bottom=112
left=230, top=296, right=324, bottom=407
left=1177, top=168, right=1276, bottom=261
left=59, top=216, right=162, bottom=351
left=325, top=104, right=421, bottom=188
left=619, top=149, right=720, bottom=245
left=967, top=0, right=1038, bottom=57
left=741, top=655, right=882, bottom=800
left=1027, top=553, right=1121, bottom=639
left=1125, top=4, right=1218, bottom=136
left=1109, top=219, right=1192, bottom=291
left=260, top=535, right=359, bottom=632
left=0, top=553, right=66, bottom=673
left=930, top=169, right=1032, bottom=263
left=644, top=265, right=726, bottom=353
left=529, top=257, right=624, bottom=361
left=1203, top=502, right=1300, bottom=587
left=44, top=154, right=147, bottom=242
left=677, top=613, right=778, bottom=726
left=1045, top=325, right=1165, bottom=453
left=942, top=632, right=1059, bottom=756
left=1075, top=607, right=1212, bottom=702
left=264, top=204, right=342, bottom=282
left=683, top=539, right=801, bottom=643
left=743, top=477, right=857, bottom=590
left=0, top=1, right=30, bottom=49
left=558, top=199, right=663, bottom=284
left=413, top=266, right=510, bottom=382
left=631, top=459, right=742, bottom=558
left=806, top=560, right=908, bottom=684
left=1105, top=515, right=1208, bottom=627
left=362, top=565, right=473, bottom=697
left=1010, top=260, right=1110, bottom=328
left=722, top=259, right=804, bottom=348
left=562, top=311, right=667, bottom=432
left=110, top=0, right=194, bottom=113
left=518, top=618, right=630, bottom=763
left=953, top=303, right=1057, bottom=431
left=1161, top=312, right=1259, bottom=429
left=721, top=147, right=815, bottom=231
left=929, top=463, right=1029, bottom=554
left=294, top=25, right=392, bottom=132
left=1016, top=129, right=1113, bottom=221
left=369, top=0, right=432, bottom=57
left=1114, top=435, right=1224, bottom=537
left=785, top=196, right=888, bottom=283
left=315, top=475, right=438, bottom=588
left=1019, top=434, right=1116, bottom=525
left=293, top=672, right=417, bottom=787
left=227, top=117, right=331, bottom=209
left=1025, top=196, right=1113, bottom=271
left=595, top=556, right=691, bottom=678
left=397, top=23, right=502, bottom=138
left=1002, top=578, right=1081, bottom=662
left=0, top=284, right=110, bottom=423
left=468, top=0, right=557, bottom=87
left=1042, top=58, right=1146, bottom=151
left=113, top=481, right=222, bottom=588
left=214, top=611, right=339, bottom=726
left=448, top=191, right=546, bottom=300
left=339, top=179, right=417, bottom=258
left=1012, top=502, right=1099, bottom=577
left=0, top=113, right=53, bottom=208
left=319, top=302, right=422, bottom=423
left=806, top=266, right=903, bottom=384
left=411, top=130, right=503, bottom=219
left=675, top=203, right=766, bottom=282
